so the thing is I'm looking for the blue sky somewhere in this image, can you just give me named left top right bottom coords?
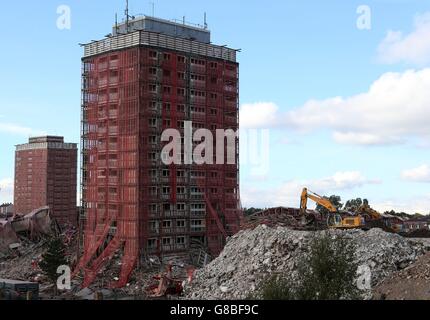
left=1, top=0, right=430, bottom=213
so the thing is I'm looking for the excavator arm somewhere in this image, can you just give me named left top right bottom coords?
left=355, top=202, right=381, bottom=220
left=300, top=188, right=338, bottom=214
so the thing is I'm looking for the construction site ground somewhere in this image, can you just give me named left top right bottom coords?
left=2, top=226, right=430, bottom=300
left=373, top=247, right=430, bottom=300
left=0, top=236, right=194, bottom=300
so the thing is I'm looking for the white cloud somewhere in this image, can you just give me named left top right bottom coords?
left=241, top=171, right=380, bottom=209
left=311, top=171, right=380, bottom=190
left=372, top=195, right=430, bottom=215
left=332, top=132, right=402, bottom=145
left=0, top=178, right=14, bottom=203
left=401, top=164, right=430, bottom=182
left=377, top=12, right=430, bottom=65
left=0, top=122, right=45, bottom=136
left=240, top=102, right=280, bottom=129
left=242, top=69, right=430, bottom=146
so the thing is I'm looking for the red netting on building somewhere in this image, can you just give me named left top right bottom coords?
left=75, top=45, right=242, bottom=287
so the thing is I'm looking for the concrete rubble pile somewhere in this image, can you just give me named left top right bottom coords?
left=0, top=224, right=78, bottom=299
left=184, top=225, right=427, bottom=300
left=0, top=240, right=47, bottom=281
left=75, top=253, right=191, bottom=299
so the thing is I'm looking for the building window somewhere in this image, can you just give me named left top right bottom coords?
left=149, top=67, right=157, bottom=75
left=163, top=220, right=172, bottom=228
left=148, top=239, right=157, bottom=248
left=163, top=53, right=171, bottom=61
left=176, top=236, right=186, bottom=245
left=177, top=170, right=185, bottom=177
left=149, top=51, right=157, bottom=58
left=149, top=119, right=157, bottom=127
left=162, top=237, right=172, bottom=245
left=149, top=221, right=158, bottom=230
left=149, top=136, right=157, bottom=144
left=150, top=101, right=157, bottom=109
left=177, top=121, right=185, bottom=129
left=177, top=187, right=185, bottom=194
left=149, top=186, right=157, bottom=196
left=162, top=169, right=170, bottom=177
left=177, top=220, right=186, bottom=228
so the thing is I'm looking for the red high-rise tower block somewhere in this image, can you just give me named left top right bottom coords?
left=14, top=136, right=78, bottom=225
left=76, top=16, right=242, bottom=287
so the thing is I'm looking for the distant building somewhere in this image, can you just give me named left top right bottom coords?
left=381, top=213, right=405, bottom=232
left=403, top=220, right=430, bottom=232
left=0, top=203, right=14, bottom=218
left=14, top=136, right=78, bottom=225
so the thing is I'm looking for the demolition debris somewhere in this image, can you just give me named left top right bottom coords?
left=183, top=225, right=427, bottom=300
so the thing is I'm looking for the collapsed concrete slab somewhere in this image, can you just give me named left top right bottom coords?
left=0, top=207, right=55, bottom=254
left=12, top=206, right=53, bottom=237
left=0, top=220, right=19, bottom=253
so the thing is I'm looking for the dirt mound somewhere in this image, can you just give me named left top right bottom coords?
left=373, top=252, right=430, bottom=300
left=400, top=229, right=430, bottom=238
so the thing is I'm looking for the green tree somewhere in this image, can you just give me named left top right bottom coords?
left=344, top=198, right=363, bottom=211
left=258, top=232, right=361, bottom=300
left=39, top=237, right=67, bottom=294
left=243, top=207, right=263, bottom=216
left=316, top=195, right=343, bottom=215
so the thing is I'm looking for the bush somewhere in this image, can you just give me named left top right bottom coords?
left=258, top=232, right=362, bottom=300
left=258, top=274, right=295, bottom=300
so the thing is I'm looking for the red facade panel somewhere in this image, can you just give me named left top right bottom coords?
left=78, top=44, right=241, bottom=286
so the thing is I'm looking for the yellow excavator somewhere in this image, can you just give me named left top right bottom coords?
left=355, top=200, right=381, bottom=220
left=300, top=188, right=365, bottom=229
left=354, top=200, right=386, bottom=230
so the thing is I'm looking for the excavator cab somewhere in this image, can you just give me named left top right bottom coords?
left=328, top=214, right=365, bottom=229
